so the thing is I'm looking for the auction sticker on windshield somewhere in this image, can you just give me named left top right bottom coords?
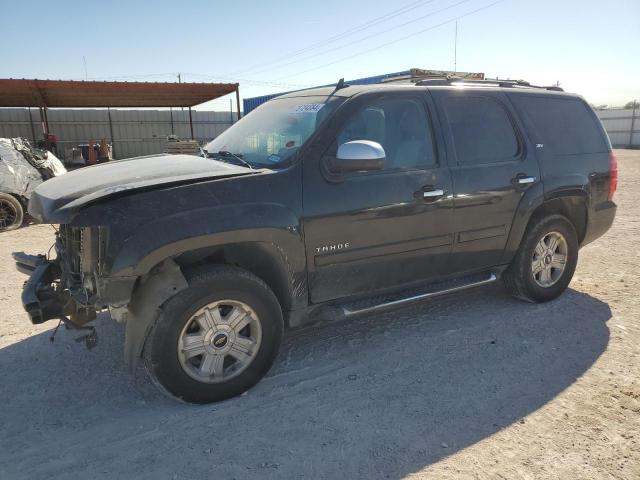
left=290, top=103, right=325, bottom=114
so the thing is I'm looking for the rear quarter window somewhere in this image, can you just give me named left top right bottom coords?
left=513, top=95, right=608, bottom=155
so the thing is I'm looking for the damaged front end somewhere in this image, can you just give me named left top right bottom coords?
left=14, top=223, right=188, bottom=361
left=13, top=252, right=65, bottom=324
left=14, top=225, right=109, bottom=327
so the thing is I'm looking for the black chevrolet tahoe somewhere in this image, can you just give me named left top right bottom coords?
left=14, top=79, right=617, bottom=403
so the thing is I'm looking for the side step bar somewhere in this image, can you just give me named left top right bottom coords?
left=342, top=272, right=497, bottom=318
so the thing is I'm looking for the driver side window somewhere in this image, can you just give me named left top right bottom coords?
left=337, top=98, right=436, bottom=170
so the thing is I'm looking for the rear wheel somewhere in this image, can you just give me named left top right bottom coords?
left=144, top=265, right=283, bottom=404
left=503, top=214, right=578, bottom=303
left=0, top=193, right=24, bottom=232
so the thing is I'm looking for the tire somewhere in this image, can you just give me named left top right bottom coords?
left=503, top=213, right=578, bottom=303
left=144, top=265, right=284, bottom=404
left=0, top=193, right=24, bottom=232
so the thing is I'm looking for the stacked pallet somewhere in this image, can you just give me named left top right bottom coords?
left=164, top=138, right=201, bottom=156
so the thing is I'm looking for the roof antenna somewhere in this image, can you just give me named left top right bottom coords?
left=333, top=78, right=347, bottom=93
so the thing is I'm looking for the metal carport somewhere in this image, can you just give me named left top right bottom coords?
left=0, top=79, right=242, bottom=153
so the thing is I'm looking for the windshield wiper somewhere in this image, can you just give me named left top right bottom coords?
left=215, top=151, right=254, bottom=170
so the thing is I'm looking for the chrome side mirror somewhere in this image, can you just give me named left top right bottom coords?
left=328, top=140, right=385, bottom=173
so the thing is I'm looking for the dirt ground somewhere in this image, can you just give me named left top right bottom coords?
left=0, top=150, right=638, bottom=480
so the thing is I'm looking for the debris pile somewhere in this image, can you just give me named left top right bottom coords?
left=0, top=137, right=66, bottom=231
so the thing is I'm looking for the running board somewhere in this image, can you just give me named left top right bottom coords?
left=341, top=272, right=497, bottom=318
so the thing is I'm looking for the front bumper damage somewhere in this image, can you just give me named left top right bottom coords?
left=13, top=252, right=64, bottom=324
left=13, top=251, right=96, bottom=326
left=14, top=248, right=188, bottom=364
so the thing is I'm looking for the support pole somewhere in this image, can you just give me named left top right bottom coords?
left=27, top=107, right=37, bottom=144
left=178, top=73, right=184, bottom=112
left=630, top=100, right=638, bottom=149
left=170, top=107, right=174, bottom=135
left=189, top=107, right=194, bottom=140
left=38, top=107, right=48, bottom=137
left=107, top=107, right=116, bottom=159
left=42, top=107, right=50, bottom=136
left=236, top=85, right=241, bottom=121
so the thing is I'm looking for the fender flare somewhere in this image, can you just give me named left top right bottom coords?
left=501, top=184, right=589, bottom=264
left=121, top=259, right=189, bottom=370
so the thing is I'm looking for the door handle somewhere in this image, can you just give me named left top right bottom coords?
left=423, top=189, right=445, bottom=198
left=514, top=175, right=536, bottom=185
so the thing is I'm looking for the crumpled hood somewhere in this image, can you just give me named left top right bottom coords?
left=28, top=154, right=253, bottom=223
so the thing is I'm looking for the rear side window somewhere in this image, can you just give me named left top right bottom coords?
left=514, top=96, right=607, bottom=155
left=443, top=96, right=519, bottom=165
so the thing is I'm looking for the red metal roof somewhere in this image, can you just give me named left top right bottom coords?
left=0, top=79, right=238, bottom=108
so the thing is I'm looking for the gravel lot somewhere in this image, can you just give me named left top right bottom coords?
left=0, top=150, right=638, bottom=479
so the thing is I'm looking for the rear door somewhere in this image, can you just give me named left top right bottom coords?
left=508, top=93, right=612, bottom=203
left=302, top=91, right=455, bottom=304
left=431, top=90, right=540, bottom=272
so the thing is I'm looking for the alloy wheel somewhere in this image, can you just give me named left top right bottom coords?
left=531, top=231, right=568, bottom=287
left=177, top=300, right=262, bottom=384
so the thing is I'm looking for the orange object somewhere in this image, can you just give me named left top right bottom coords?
left=87, top=140, right=97, bottom=165
left=99, top=138, right=110, bottom=162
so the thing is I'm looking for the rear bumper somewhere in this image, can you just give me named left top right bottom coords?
left=582, top=201, right=617, bottom=247
left=13, top=252, right=64, bottom=324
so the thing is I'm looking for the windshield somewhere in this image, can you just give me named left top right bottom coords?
left=204, top=95, right=343, bottom=167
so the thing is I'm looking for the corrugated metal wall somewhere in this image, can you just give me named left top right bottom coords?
left=0, top=108, right=235, bottom=159
left=596, top=108, right=639, bottom=148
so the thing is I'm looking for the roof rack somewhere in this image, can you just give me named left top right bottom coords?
left=415, top=76, right=564, bottom=92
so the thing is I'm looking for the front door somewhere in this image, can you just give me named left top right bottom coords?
left=302, top=91, right=455, bottom=304
left=431, top=90, right=541, bottom=273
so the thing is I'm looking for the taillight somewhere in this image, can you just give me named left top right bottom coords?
left=608, top=152, right=618, bottom=201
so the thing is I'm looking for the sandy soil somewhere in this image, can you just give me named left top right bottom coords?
left=0, top=150, right=638, bottom=480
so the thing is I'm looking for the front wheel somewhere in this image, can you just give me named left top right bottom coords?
left=144, top=265, right=283, bottom=404
left=503, top=214, right=579, bottom=303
